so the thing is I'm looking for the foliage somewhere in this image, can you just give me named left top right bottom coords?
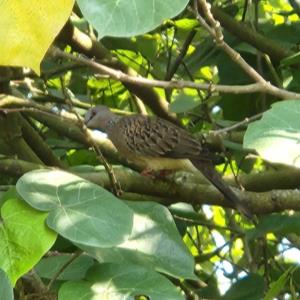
left=77, top=0, right=190, bottom=38
left=244, top=100, right=300, bottom=167
left=1, top=0, right=300, bottom=299
left=0, top=269, right=13, bottom=300
left=0, top=0, right=74, bottom=74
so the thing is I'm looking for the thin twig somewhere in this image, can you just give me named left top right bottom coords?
left=59, top=77, right=122, bottom=196
left=173, top=214, right=244, bottom=234
left=46, top=251, right=83, bottom=291
left=0, top=107, right=56, bottom=117
left=194, top=0, right=267, bottom=84
left=48, top=46, right=300, bottom=100
left=213, top=112, right=264, bottom=134
left=166, top=29, right=197, bottom=81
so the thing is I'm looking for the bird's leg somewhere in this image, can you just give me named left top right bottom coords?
left=140, top=167, right=156, bottom=179
left=140, top=168, right=175, bottom=179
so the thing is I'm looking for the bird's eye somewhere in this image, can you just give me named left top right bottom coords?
left=88, top=109, right=97, bottom=120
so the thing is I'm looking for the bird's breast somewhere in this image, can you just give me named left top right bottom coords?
left=128, top=154, right=198, bottom=172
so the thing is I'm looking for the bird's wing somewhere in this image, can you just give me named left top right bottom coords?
left=114, top=115, right=215, bottom=161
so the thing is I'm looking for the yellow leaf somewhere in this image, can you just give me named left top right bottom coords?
left=0, top=0, right=74, bottom=75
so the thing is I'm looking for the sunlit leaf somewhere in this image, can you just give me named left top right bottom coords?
left=170, top=92, right=200, bottom=113
left=77, top=0, right=189, bottom=38
left=244, top=100, right=300, bottom=167
left=174, top=18, right=199, bottom=30
left=0, top=0, right=74, bottom=74
left=0, top=188, right=56, bottom=285
left=59, top=263, right=184, bottom=300
left=16, top=170, right=133, bottom=248
left=78, top=201, right=196, bottom=280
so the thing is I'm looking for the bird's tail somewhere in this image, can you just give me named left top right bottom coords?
left=191, top=159, right=252, bottom=218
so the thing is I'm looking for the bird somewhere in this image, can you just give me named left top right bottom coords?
left=84, top=105, right=252, bottom=218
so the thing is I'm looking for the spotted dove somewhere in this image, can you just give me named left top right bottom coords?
left=84, top=105, right=251, bottom=217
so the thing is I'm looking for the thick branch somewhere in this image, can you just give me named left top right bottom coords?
left=56, top=21, right=178, bottom=123
left=2, top=95, right=300, bottom=195
left=2, top=158, right=300, bottom=214
left=0, top=113, right=43, bottom=164
left=20, top=115, right=64, bottom=168
left=233, top=168, right=300, bottom=192
left=0, top=159, right=45, bottom=176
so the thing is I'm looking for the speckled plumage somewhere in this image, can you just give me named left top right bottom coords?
left=85, top=106, right=251, bottom=217
left=110, top=115, right=214, bottom=160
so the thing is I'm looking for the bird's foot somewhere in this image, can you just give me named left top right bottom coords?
left=140, top=168, right=156, bottom=179
left=140, top=168, right=175, bottom=179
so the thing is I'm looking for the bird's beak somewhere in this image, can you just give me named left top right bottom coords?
left=84, top=112, right=95, bottom=127
left=84, top=116, right=91, bottom=126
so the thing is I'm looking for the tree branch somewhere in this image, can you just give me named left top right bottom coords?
left=48, top=47, right=300, bottom=99
left=56, top=21, right=178, bottom=123
left=2, top=158, right=300, bottom=214
left=210, top=6, right=292, bottom=62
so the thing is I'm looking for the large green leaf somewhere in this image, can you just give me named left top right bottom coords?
left=0, top=0, right=74, bottom=74
left=16, top=170, right=134, bottom=248
left=244, top=100, right=300, bottom=167
left=221, top=274, right=265, bottom=300
left=35, top=254, right=94, bottom=281
left=58, top=263, right=184, bottom=300
left=0, top=188, right=56, bottom=285
left=78, top=201, right=195, bottom=280
left=77, top=0, right=189, bottom=38
left=0, top=269, right=13, bottom=300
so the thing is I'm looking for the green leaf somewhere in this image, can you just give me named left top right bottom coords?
left=264, top=267, right=296, bottom=300
left=77, top=0, right=189, bottom=38
left=218, top=94, right=258, bottom=121
left=0, top=269, right=13, bottom=300
left=0, top=0, right=74, bottom=74
left=221, top=274, right=264, bottom=300
left=35, top=254, right=94, bottom=281
left=67, top=149, right=98, bottom=166
left=173, top=18, right=199, bottom=30
left=281, top=51, right=300, bottom=67
left=244, top=100, right=300, bottom=167
left=0, top=188, right=57, bottom=285
left=16, top=169, right=134, bottom=248
left=58, top=263, right=184, bottom=300
left=246, top=214, right=300, bottom=240
left=235, top=43, right=258, bottom=55
left=78, top=201, right=195, bottom=280
left=103, top=35, right=159, bottom=61
left=59, top=281, right=92, bottom=300
left=169, top=92, right=200, bottom=113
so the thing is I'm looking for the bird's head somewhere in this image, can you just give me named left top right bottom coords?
left=84, top=105, right=117, bottom=132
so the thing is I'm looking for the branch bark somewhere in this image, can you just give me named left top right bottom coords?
left=0, top=113, right=44, bottom=164
left=2, top=158, right=300, bottom=214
